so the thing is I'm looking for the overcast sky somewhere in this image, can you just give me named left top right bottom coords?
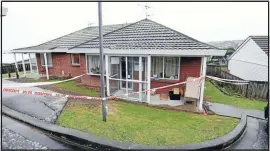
left=1, top=2, right=268, bottom=62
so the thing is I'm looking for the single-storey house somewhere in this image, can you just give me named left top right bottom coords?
left=10, top=19, right=226, bottom=110
left=228, top=36, right=268, bottom=81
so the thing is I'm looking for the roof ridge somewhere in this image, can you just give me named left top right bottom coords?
left=145, top=19, right=221, bottom=50
left=69, top=19, right=145, bottom=49
left=13, top=22, right=130, bottom=51
left=32, top=26, right=92, bottom=50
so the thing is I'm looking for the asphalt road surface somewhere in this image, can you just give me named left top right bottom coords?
left=2, top=115, right=73, bottom=149
left=2, top=79, right=67, bottom=124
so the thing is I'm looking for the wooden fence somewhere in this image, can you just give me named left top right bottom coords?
left=207, top=65, right=269, bottom=100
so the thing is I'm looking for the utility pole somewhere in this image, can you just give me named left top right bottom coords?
left=98, top=2, right=107, bottom=122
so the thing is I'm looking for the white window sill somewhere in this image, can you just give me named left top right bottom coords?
left=41, top=65, right=53, bottom=67
left=151, top=77, right=179, bottom=81
left=72, top=64, right=80, bottom=66
left=87, top=73, right=108, bottom=76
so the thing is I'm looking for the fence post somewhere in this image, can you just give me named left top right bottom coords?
left=245, top=84, right=249, bottom=98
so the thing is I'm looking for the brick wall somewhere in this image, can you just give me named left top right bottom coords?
left=36, top=53, right=105, bottom=88
left=151, top=57, right=202, bottom=94
left=36, top=54, right=201, bottom=95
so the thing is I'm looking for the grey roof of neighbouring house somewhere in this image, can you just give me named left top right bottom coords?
left=250, top=36, right=269, bottom=56
left=13, top=19, right=219, bottom=51
left=74, top=19, right=218, bottom=50
left=14, top=23, right=131, bottom=50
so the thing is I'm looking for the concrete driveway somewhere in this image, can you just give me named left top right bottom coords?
left=2, top=79, right=67, bottom=124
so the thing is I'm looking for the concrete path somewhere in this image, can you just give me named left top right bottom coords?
left=206, top=101, right=268, bottom=150
left=2, top=79, right=67, bottom=124
left=229, top=117, right=268, bottom=149
left=207, top=102, right=264, bottom=119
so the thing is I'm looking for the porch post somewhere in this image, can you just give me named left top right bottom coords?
left=199, top=56, right=207, bottom=111
left=105, top=55, right=110, bottom=96
left=147, top=55, right=151, bottom=103
left=125, top=57, right=128, bottom=98
left=139, top=56, right=142, bottom=101
left=44, top=53, right=49, bottom=80
left=21, top=53, right=26, bottom=77
left=13, top=53, right=19, bottom=73
left=28, top=53, right=33, bottom=73
left=34, top=53, right=39, bottom=74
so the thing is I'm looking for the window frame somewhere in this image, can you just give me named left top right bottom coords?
left=151, top=56, right=181, bottom=80
left=71, top=53, right=80, bottom=66
left=40, top=53, right=53, bottom=67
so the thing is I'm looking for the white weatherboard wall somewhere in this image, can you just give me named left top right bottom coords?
left=228, top=39, right=268, bottom=81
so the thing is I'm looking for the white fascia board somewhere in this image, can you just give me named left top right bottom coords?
left=68, top=48, right=226, bottom=56
left=10, top=48, right=68, bottom=53
left=228, top=37, right=251, bottom=60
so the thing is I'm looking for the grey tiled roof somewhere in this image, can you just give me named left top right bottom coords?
left=251, top=36, right=269, bottom=56
left=75, top=19, right=217, bottom=50
left=14, top=23, right=130, bottom=50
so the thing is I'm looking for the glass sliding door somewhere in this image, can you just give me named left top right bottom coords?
left=108, top=56, right=148, bottom=102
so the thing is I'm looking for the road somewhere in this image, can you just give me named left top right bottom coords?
left=2, top=115, right=74, bottom=149
left=2, top=79, right=67, bottom=124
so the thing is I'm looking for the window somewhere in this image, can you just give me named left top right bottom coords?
left=71, top=54, right=80, bottom=65
left=151, top=56, right=180, bottom=80
left=110, top=56, right=120, bottom=78
left=87, top=55, right=105, bottom=75
left=40, top=53, right=52, bottom=67
left=151, top=56, right=163, bottom=78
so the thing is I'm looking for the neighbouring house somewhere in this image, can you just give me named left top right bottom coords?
left=9, top=19, right=226, bottom=110
left=1, top=53, right=37, bottom=75
left=1, top=59, right=31, bottom=74
left=207, top=47, right=235, bottom=66
left=228, top=36, right=268, bottom=82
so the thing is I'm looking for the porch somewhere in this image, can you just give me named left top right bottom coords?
left=112, top=89, right=185, bottom=106
left=102, top=55, right=207, bottom=111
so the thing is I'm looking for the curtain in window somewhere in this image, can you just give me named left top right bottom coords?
left=40, top=53, right=52, bottom=66
left=87, top=55, right=100, bottom=74
left=72, top=54, right=80, bottom=64
left=164, top=57, right=179, bottom=79
left=151, top=56, right=163, bottom=78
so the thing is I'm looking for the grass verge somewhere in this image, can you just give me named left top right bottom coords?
left=204, top=81, right=267, bottom=111
left=9, top=78, right=98, bottom=97
left=57, top=100, right=239, bottom=146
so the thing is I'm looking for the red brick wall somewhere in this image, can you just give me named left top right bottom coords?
left=36, top=53, right=105, bottom=87
left=36, top=54, right=201, bottom=95
left=151, top=57, right=202, bottom=94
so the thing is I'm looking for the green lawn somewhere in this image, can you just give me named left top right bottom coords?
left=2, top=71, right=30, bottom=78
left=220, top=66, right=227, bottom=71
left=54, top=81, right=98, bottom=97
left=204, top=81, right=267, bottom=110
left=57, top=101, right=239, bottom=146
